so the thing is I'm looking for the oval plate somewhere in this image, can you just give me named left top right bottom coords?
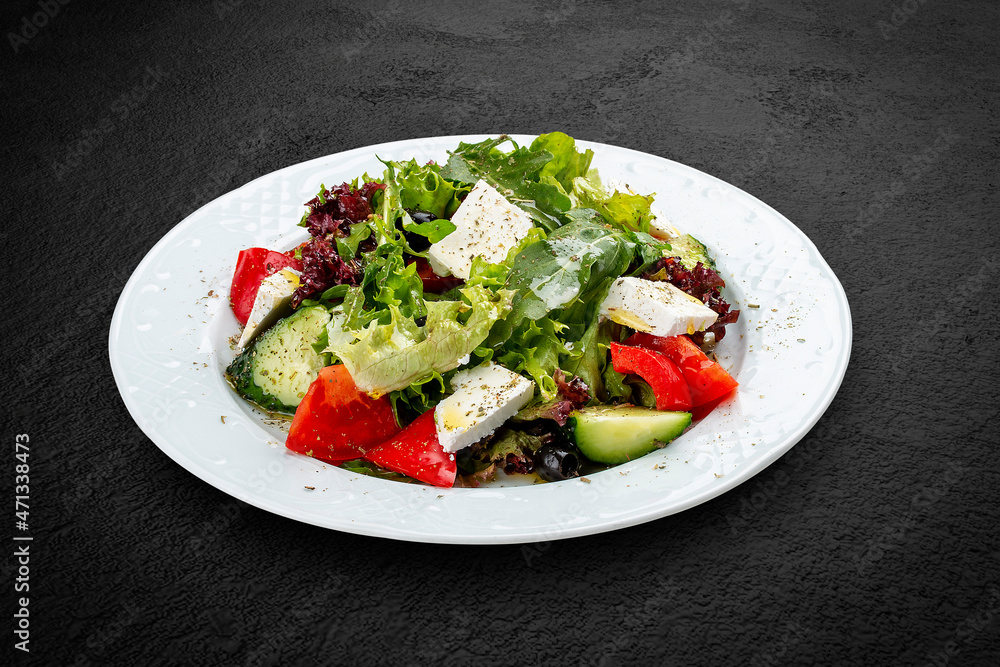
left=109, top=135, right=851, bottom=544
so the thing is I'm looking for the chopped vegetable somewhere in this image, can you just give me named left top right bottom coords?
left=230, top=248, right=302, bottom=325
left=623, top=332, right=738, bottom=406
left=566, top=405, right=691, bottom=464
left=226, top=305, right=330, bottom=413
left=285, top=365, right=401, bottom=464
left=609, top=342, right=693, bottom=411
left=366, top=409, right=456, bottom=487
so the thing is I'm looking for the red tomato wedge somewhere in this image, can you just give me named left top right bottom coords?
left=623, top=332, right=738, bottom=406
left=285, top=366, right=401, bottom=465
left=609, top=342, right=693, bottom=411
left=230, top=247, right=302, bottom=325
left=366, top=409, right=456, bottom=488
left=409, top=257, right=464, bottom=293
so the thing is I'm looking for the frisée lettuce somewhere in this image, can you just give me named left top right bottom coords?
left=326, top=284, right=514, bottom=397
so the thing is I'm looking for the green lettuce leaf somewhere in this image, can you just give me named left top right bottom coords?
left=570, top=171, right=657, bottom=235
left=623, top=376, right=658, bottom=408
left=388, top=370, right=450, bottom=424
left=603, top=362, right=633, bottom=403
left=530, top=131, right=594, bottom=194
left=339, top=242, right=426, bottom=331
left=327, top=285, right=514, bottom=397
left=391, top=158, right=468, bottom=219
left=495, top=316, right=568, bottom=401
left=336, top=221, right=372, bottom=260
left=378, top=158, right=469, bottom=244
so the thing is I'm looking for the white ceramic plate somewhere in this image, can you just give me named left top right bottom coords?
left=109, top=134, right=851, bottom=544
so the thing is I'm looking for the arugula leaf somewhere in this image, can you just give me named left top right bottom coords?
left=404, top=215, right=456, bottom=244
left=562, top=316, right=612, bottom=403
left=563, top=207, right=604, bottom=226
left=626, top=229, right=672, bottom=275
left=320, top=284, right=350, bottom=301
left=479, top=220, right=661, bottom=402
left=441, top=135, right=549, bottom=185
left=440, top=135, right=570, bottom=232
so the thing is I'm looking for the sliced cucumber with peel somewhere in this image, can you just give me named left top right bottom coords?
left=226, top=305, right=331, bottom=414
left=566, top=405, right=691, bottom=464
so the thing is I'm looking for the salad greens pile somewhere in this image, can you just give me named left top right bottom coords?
left=303, top=133, right=674, bottom=420
left=227, top=131, right=740, bottom=486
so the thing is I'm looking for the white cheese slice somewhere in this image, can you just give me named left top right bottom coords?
left=434, top=363, right=535, bottom=453
left=599, top=276, right=718, bottom=337
left=236, top=268, right=301, bottom=351
left=427, top=179, right=534, bottom=280
left=605, top=176, right=681, bottom=239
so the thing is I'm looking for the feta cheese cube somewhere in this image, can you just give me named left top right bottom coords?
left=599, top=276, right=718, bottom=337
left=434, top=363, right=535, bottom=453
left=427, top=180, right=534, bottom=280
left=236, top=268, right=300, bottom=351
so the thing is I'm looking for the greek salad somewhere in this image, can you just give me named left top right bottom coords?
left=224, top=133, right=740, bottom=488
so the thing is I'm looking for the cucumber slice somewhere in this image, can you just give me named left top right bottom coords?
left=567, top=405, right=691, bottom=464
left=226, top=305, right=331, bottom=413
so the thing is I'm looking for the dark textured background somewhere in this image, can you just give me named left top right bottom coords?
left=4, top=0, right=999, bottom=665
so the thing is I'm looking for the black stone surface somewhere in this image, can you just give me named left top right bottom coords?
left=4, top=0, right=999, bottom=665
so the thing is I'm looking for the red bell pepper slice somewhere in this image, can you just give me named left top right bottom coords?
left=230, top=247, right=302, bottom=325
left=285, top=366, right=401, bottom=465
left=623, top=332, right=738, bottom=407
left=609, top=342, right=693, bottom=411
left=409, top=257, right=464, bottom=293
left=366, top=409, right=456, bottom=488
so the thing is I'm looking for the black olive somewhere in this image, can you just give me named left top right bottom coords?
left=533, top=444, right=581, bottom=482
left=409, top=210, right=438, bottom=224
left=399, top=210, right=436, bottom=252
left=405, top=234, right=428, bottom=252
